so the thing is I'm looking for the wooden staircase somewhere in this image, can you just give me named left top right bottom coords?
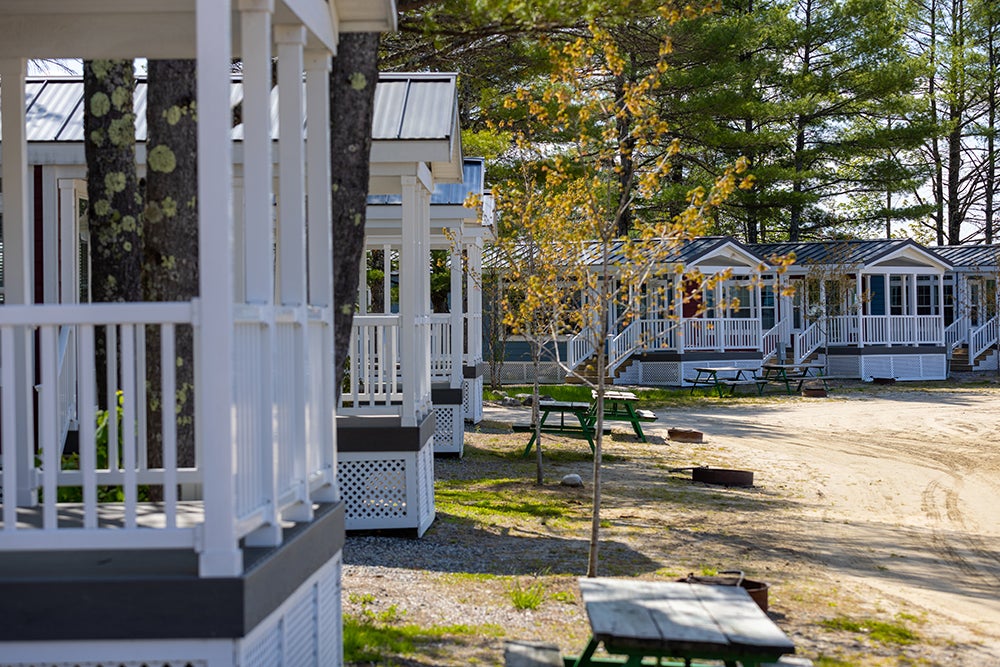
left=565, top=358, right=613, bottom=385
left=949, top=345, right=994, bottom=372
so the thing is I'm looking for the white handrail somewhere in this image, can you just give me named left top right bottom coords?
left=943, top=320, right=964, bottom=356
left=567, top=327, right=595, bottom=370
left=607, top=320, right=640, bottom=374
left=794, top=320, right=824, bottom=363
left=761, top=318, right=789, bottom=363
left=970, top=315, right=999, bottom=362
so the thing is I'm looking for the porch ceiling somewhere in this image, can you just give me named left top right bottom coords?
left=0, top=0, right=395, bottom=59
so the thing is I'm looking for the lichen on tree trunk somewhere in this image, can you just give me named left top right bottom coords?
left=143, top=59, right=199, bottom=469
left=330, top=32, right=381, bottom=396
left=83, top=59, right=143, bottom=406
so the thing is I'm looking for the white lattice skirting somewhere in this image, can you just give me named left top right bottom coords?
left=433, top=404, right=464, bottom=456
left=463, top=376, right=484, bottom=424
left=339, top=443, right=436, bottom=535
left=1, top=555, right=344, bottom=667
left=489, top=362, right=564, bottom=385
left=829, top=353, right=947, bottom=381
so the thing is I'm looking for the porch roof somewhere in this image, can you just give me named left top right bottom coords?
left=5, top=72, right=463, bottom=182
left=931, top=244, right=1000, bottom=270
left=580, top=236, right=766, bottom=269
left=753, top=239, right=951, bottom=272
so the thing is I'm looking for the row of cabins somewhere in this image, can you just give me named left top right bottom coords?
left=0, top=2, right=492, bottom=663
left=496, top=237, right=1000, bottom=385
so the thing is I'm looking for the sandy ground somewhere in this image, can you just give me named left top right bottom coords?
left=344, top=386, right=1000, bottom=665
left=634, top=388, right=1000, bottom=646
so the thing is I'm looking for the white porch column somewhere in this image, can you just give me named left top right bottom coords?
left=276, top=24, right=307, bottom=307
left=383, top=244, right=392, bottom=313
left=754, top=275, right=762, bottom=352
left=449, top=232, right=464, bottom=389
left=304, top=49, right=336, bottom=503
left=856, top=272, right=864, bottom=348
left=197, top=0, right=241, bottom=577
left=674, top=278, right=685, bottom=354
left=418, top=182, right=433, bottom=416
left=275, top=24, right=311, bottom=523
left=238, top=0, right=282, bottom=548
left=400, top=176, right=420, bottom=426
left=467, top=236, right=484, bottom=364
left=305, top=50, right=333, bottom=309
left=908, top=272, right=918, bottom=346
left=240, top=0, right=274, bottom=305
left=938, top=273, right=946, bottom=345
left=0, top=57, right=37, bottom=506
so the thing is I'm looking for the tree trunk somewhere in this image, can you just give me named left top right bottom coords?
left=331, top=33, right=381, bottom=396
left=83, top=59, right=143, bottom=405
left=143, top=59, right=199, bottom=469
left=615, top=71, right=636, bottom=237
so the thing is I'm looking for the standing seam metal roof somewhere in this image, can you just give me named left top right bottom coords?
left=931, top=245, right=1000, bottom=269
left=752, top=239, right=951, bottom=268
left=5, top=72, right=457, bottom=143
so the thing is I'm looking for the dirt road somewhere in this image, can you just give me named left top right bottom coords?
left=641, top=387, right=1000, bottom=654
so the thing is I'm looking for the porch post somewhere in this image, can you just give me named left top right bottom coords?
left=197, top=0, right=241, bottom=576
left=856, top=271, right=864, bottom=348
left=276, top=24, right=312, bottom=523
left=909, top=272, right=918, bottom=346
left=0, top=57, right=37, bottom=506
left=383, top=243, right=392, bottom=313
left=467, top=235, right=484, bottom=365
left=674, top=277, right=685, bottom=354
left=754, top=275, right=763, bottom=352
left=449, top=231, right=464, bottom=389
left=276, top=24, right=307, bottom=307
left=238, top=0, right=281, bottom=548
left=304, top=48, right=336, bottom=503
left=938, top=273, right=946, bottom=345
left=400, top=176, right=420, bottom=426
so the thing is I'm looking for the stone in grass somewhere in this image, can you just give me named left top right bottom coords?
left=500, top=397, right=523, bottom=407
left=560, top=474, right=584, bottom=487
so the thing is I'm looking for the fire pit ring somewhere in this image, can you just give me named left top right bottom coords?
left=670, top=466, right=754, bottom=487
left=678, top=571, right=770, bottom=611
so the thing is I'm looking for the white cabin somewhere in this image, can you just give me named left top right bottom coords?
left=0, top=1, right=395, bottom=665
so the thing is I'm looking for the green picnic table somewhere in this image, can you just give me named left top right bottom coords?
left=590, top=390, right=655, bottom=442
left=519, top=401, right=597, bottom=457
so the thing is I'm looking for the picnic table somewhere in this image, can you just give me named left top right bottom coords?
left=589, top=390, right=656, bottom=443
left=758, top=363, right=825, bottom=395
left=519, top=401, right=597, bottom=457
left=687, top=367, right=766, bottom=397
left=570, top=578, right=796, bottom=667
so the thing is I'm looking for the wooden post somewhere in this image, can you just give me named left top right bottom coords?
left=449, top=231, right=464, bottom=389
left=0, top=57, right=37, bottom=507
left=197, top=0, right=241, bottom=577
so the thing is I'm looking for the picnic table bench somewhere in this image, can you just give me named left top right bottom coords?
left=517, top=401, right=598, bottom=457
left=759, top=364, right=826, bottom=395
left=687, top=367, right=766, bottom=397
left=569, top=578, right=798, bottom=667
left=590, top=390, right=655, bottom=442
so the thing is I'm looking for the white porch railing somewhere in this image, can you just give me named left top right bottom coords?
left=341, top=314, right=402, bottom=415
left=567, top=327, right=595, bottom=370
left=943, top=320, right=965, bottom=357
left=429, top=314, right=452, bottom=382
left=858, top=315, right=943, bottom=345
left=0, top=301, right=337, bottom=557
left=639, top=318, right=675, bottom=351
left=681, top=318, right=759, bottom=351
left=969, top=315, right=999, bottom=361
left=465, top=312, right=483, bottom=365
left=607, top=320, right=640, bottom=374
left=761, top=318, right=790, bottom=362
left=794, top=320, right=825, bottom=363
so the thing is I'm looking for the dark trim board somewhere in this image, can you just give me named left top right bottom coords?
left=337, top=412, right=435, bottom=452
left=631, top=350, right=764, bottom=362
left=432, top=385, right=463, bottom=405
left=0, top=502, right=345, bottom=641
left=463, top=362, right=487, bottom=379
left=827, top=345, right=946, bottom=356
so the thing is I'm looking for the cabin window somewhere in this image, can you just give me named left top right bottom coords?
left=761, top=283, right=776, bottom=330
left=916, top=276, right=937, bottom=316
left=726, top=276, right=753, bottom=319
left=943, top=276, right=955, bottom=326
left=889, top=276, right=906, bottom=315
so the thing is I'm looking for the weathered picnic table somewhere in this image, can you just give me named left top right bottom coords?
left=570, top=578, right=797, bottom=667
left=519, top=401, right=597, bottom=457
left=759, top=363, right=825, bottom=395
left=687, top=367, right=767, bottom=397
left=589, top=390, right=656, bottom=443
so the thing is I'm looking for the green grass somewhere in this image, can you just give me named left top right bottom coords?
left=487, top=384, right=769, bottom=408
left=507, top=579, right=547, bottom=610
left=344, top=596, right=504, bottom=664
left=820, top=615, right=919, bottom=645
left=435, top=478, right=576, bottom=524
